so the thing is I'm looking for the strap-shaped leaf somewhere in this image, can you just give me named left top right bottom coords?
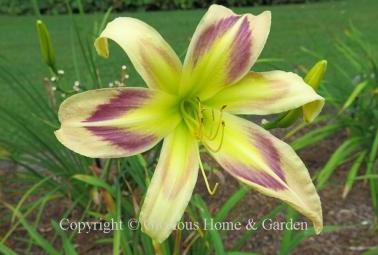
left=342, top=151, right=367, bottom=198
left=317, top=137, right=362, bottom=189
left=290, top=124, right=343, bottom=151
left=340, top=80, right=368, bottom=113
left=72, top=174, right=114, bottom=195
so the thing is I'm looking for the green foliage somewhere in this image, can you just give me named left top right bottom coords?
left=292, top=25, right=378, bottom=214
left=0, top=6, right=256, bottom=253
left=3, top=202, right=60, bottom=255
left=363, top=245, right=378, bottom=255
left=0, top=3, right=358, bottom=254
left=316, top=137, right=362, bottom=189
left=0, top=0, right=331, bottom=15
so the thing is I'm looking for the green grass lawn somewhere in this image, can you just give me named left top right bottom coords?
left=0, top=0, right=377, bottom=113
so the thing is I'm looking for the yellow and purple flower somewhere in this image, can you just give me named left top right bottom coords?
left=55, top=5, right=324, bottom=242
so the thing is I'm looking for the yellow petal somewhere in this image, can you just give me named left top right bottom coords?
left=180, top=4, right=271, bottom=99
left=140, top=124, right=199, bottom=242
left=302, top=60, right=327, bottom=123
left=207, top=113, right=323, bottom=233
left=302, top=100, right=324, bottom=123
left=95, top=18, right=182, bottom=94
left=206, top=71, right=324, bottom=116
left=55, top=88, right=180, bottom=158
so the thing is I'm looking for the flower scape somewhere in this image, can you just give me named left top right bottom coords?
left=55, top=4, right=325, bottom=242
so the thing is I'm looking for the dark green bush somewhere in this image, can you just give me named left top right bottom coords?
left=0, top=0, right=331, bottom=15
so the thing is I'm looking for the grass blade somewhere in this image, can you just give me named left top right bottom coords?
left=340, top=80, right=368, bottom=113
left=317, top=137, right=362, bottom=189
left=51, top=220, right=78, bottom=255
left=279, top=207, right=298, bottom=255
left=192, top=195, right=225, bottom=255
left=215, top=185, right=249, bottom=222
left=290, top=124, right=342, bottom=151
left=363, top=245, right=378, bottom=255
left=232, top=205, right=285, bottom=250
left=342, top=151, right=367, bottom=198
left=227, top=252, right=259, bottom=255
left=366, top=128, right=378, bottom=213
left=11, top=176, right=51, bottom=223
left=288, top=225, right=344, bottom=251
left=0, top=242, right=18, bottom=255
left=2, top=202, right=60, bottom=255
left=98, top=7, right=113, bottom=35
left=72, top=174, right=114, bottom=195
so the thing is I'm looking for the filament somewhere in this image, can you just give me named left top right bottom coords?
left=201, top=121, right=225, bottom=153
left=203, top=105, right=226, bottom=141
left=198, top=152, right=219, bottom=195
left=182, top=97, right=226, bottom=152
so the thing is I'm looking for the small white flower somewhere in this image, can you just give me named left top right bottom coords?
left=74, top=81, right=80, bottom=87
left=51, top=86, right=57, bottom=91
left=109, top=82, right=114, bottom=87
left=61, top=93, right=66, bottom=98
left=57, top=69, right=65, bottom=75
left=124, top=74, right=130, bottom=79
left=50, top=76, right=57, bottom=82
left=121, top=65, right=127, bottom=70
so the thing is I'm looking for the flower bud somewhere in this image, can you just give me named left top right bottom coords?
left=36, top=20, right=56, bottom=72
left=302, top=60, right=327, bottom=123
left=304, top=60, right=327, bottom=91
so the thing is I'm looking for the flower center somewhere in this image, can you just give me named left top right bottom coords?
left=179, top=97, right=226, bottom=153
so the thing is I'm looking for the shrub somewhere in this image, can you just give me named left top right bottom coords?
left=0, top=0, right=331, bottom=15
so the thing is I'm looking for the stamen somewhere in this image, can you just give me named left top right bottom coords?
left=198, top=152, right=218, bottom=195
left=196, top=117, right=204, bottom=140
left=206, top=108, right=215, bottom=137
left=196, top=99, right=204, bottom=139
left=205, top=105, right=227, bottom=141
left=202, top=121, right=225, bottom=153
left=181, top=97, right=226, bottom=152
left=180, top=101, right=199, bottom=131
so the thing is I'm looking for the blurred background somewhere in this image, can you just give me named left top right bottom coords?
left=0, top=0, right=377, bottom=254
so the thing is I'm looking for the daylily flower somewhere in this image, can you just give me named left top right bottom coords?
left=55, top=5, right=324, bottom=242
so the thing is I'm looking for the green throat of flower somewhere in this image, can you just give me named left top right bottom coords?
left=179, top=97, right=226, bottom=153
